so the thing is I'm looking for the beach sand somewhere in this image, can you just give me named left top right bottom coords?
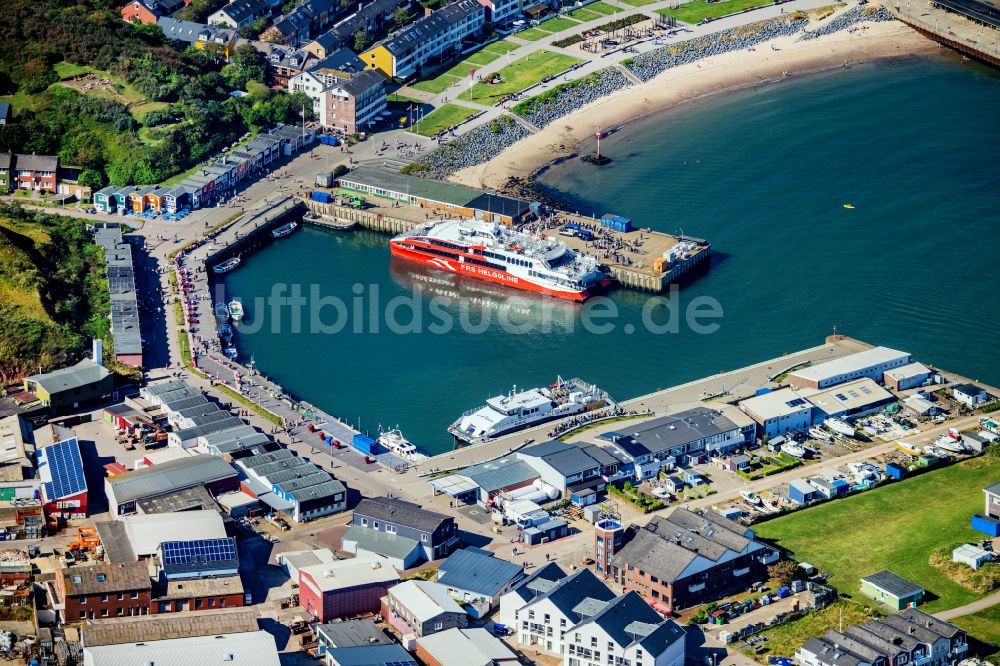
left=449, top=20, right=941, bottom=190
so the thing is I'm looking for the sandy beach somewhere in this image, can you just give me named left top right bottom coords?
left=450, top=19, right=941, bottom=190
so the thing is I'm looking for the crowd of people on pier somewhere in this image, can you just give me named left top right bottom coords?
left=547, top=405, right=645, bottom=437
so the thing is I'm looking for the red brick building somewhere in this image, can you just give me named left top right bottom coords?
left=55, top=562, right=152, bottom=623
left=610, top=508, right=779, bottom=615
left=14, top=154, right=58, bottom=192
left=151, top=576, right=246, bottom=614
left=299, top=557, right=399, bottom=623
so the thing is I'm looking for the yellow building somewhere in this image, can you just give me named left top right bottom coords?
left=361, top=44, right=395, bottom=78
left=360, top=0, right=485, bottom=79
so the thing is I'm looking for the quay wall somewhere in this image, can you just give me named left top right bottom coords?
left=205, top=199, right=305, bottom=267
left=303, top=200, right=418, bottom=235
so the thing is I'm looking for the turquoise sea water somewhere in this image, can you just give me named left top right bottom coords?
left=223, top=55, right=1000, bottom=456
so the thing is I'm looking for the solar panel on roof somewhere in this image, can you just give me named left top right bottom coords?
left=43, top=438, right=87, bottom=500
left=161, top=538, right=238, bottom=567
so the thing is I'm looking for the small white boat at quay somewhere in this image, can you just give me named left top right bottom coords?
left=229, top=299, right=244, bottom=322
left=377, top=427, right=428, bottom=461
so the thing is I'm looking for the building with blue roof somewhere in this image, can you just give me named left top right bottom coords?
left=436, top=548, right=524, bottom=614
left=37, top=433, right=88, bottom=518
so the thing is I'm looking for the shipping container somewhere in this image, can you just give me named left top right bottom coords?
left=601, top=214, right=633, bottom=232
left=311, top=191, right=332, bottom=204
left=352, top=434, right=380, bottom=456
left=972, top=514, right=1000, bottom=537
left=315, top=173, right=333, bottom=188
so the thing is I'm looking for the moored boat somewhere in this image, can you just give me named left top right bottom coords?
left=824, top=417, right=855, bottom=438
left=214, top=302, right=231, bottom=323
left=223, top=345, right=238, bottom=360
left=391, top=219, right=611, bottom=302
left=213, top=257, right=241, bottom=274
left=377, top=427, right=428, bottom=461
left=781, top=442, right=806, bottom=458
left=229, top=299, right=244, bottom=322
left=272, top=221, right=298, bottom=238
left=218, top=323, right=234, bottom=343
left=449, top=377, right=614, bottom=444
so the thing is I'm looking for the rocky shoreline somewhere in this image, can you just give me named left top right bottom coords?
left=405, top=7, right=898, bottom=181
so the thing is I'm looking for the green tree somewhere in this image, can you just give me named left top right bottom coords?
left=393, top=7, right=414, bottom=29
left=77, top=168, right=104, bottom=189
left=768, top=560, right=799, bottom=588
left=354, top=29, right=370, bottom=52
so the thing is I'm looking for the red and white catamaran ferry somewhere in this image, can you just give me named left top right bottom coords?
left=389, top=219, right=611, bottom=301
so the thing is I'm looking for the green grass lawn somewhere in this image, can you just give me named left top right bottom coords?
left=130, top=101, right=169, bottom=121
left=459, top=51, right=583, bottom=105
left=52, top=61, right=95, bottom=79
left=657, top=0, right=777, bottom=23
left=537, top=16, right=582, bottom=32
left=514, top=27, right=553, bottom=41
left=584, top=1, right=621, bottom=14
left=745, top=601, right=877, bottom=663
left=409, top=103, right=479, bottom=136
left=755, top=458, right=999, bottom=612
left=388, top=91, right=427, bottom=105
left=567, top=7, right=601, bottom=20
left=953, top=605, right=1000, bottom=659
left=0, top=91, right=36, bottom=113
left=411, top=43, right=512, bottom=93
left=618, top=0, right=659, bottom=5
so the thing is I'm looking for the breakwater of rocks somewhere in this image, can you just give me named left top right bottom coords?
left=403, top=116, right=530, bottom=180
left=513, top=68, right=634, bottom=129
left=406, top=8, right=896, bottom=180
left=627, top=16, right=807, bottom=81
left=800, top=5, right=894, bottom=40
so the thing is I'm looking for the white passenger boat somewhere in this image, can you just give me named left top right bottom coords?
left=377, top=427, right=428, bottom=461
left=229, top=299, right=244, bottom=322
left=808, top=427, right=833, bottom=442
left=781, top=442, right=807, bottom=458
left=449, top=377, right=613, bottom=444
left=824, top=418, right=855, bottom=438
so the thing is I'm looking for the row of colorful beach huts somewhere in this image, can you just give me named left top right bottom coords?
left=93, top=124, right=316, bottom=216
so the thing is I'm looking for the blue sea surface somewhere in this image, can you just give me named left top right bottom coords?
left=224, top=55, right=1000, bottom=455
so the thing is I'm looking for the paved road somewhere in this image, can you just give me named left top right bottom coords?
left=934, top=589, right=1000, bottom=621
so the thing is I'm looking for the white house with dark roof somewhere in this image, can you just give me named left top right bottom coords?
left=796, top=608, right=967, bottom=666
left=507, top=567, right=617, bottom=655
left=951, top=383, right=989, bottom=409
left=564, top=591, right=686, bottom=666
left=208, top=0, right=267, bottom=28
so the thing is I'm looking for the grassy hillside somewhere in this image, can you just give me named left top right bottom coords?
left=755, top=457, right=996, bottom=612
left=0, top=204, right=110, bottom=382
